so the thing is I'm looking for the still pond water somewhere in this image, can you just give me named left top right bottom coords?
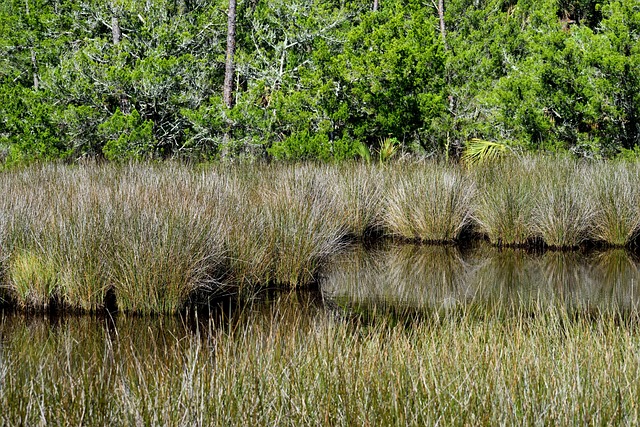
left=2, top=243, right=640, bottom=358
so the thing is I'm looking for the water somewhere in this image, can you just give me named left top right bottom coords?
left=3, top=244, right=640, bottom=424
left=3, top=243, right=640, bottom=337
left=322, top=244, right=640, bottom=319
left=2, top=243, right=640, bottom=366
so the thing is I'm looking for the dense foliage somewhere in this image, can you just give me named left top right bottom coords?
left=0, top=0, right=638, bottom=163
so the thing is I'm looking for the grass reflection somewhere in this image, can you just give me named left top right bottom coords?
left=323, top=244, right=640, bottom=318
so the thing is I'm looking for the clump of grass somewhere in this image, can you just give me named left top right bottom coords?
left=0, top=163, right=230, bottom=314
left=385, top=162, right=475, bottom=243
left=222, top=167, right=278, bottom=288
left=264, top=165, right=347, bottom=287
left=473, top=158, right=537, bottom=246
left=9, top=249, right=58, bottom=309
left=108, top=165, right=226, bottom=314
left=50, top=167, right=116, bottom=311
left=590, top=162, right=640, bottom=246
left=329, top=163, right=384, bottom=239
left=531, top=159, right=594, bottom=248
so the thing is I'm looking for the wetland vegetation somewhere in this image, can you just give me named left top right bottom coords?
left=2, top=157, right=640, bottom=314
left=2, top=0, right=640, bottom=423
left=3, top=279, right=640, bottom=426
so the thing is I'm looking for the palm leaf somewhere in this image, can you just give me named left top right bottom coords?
left=355, top=141, right=372, bottom=164
left=462, top=138, right=508, bottom=165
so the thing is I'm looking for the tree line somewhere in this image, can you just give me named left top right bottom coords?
left=0, top=0, right=638, bottom=163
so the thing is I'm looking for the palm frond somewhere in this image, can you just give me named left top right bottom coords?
left=462, top=138, right=509, bottom=166
left=355, top=141, right=372, bottom=164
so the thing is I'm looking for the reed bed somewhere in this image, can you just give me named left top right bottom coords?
left=2, top=157, right=640, bottom=313
left=0, top=163, right=351, bottom=313
left=590, top=162, right=640, bottom=246
left=473, top=158, right=538, bottom=246
left=2, top=296, right=640, bottom=425
left=384, top=162, right=475, bottom=243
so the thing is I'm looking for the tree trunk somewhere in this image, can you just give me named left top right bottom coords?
left=223, top=0, right=237, bottom=108
left=438, top=0, right=448, bottom=50
left=111, top=13, right=130, bottom=114
left=30, top=48, right=39, bottom=90
left=111, top=16, right=122, bottom=44
left=25, top=0, right=39, bottom=90
left=373, top=0, right=378, bottom=11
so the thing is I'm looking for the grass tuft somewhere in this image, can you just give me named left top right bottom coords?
left=531, top=160, right=594, bottom=248
left=590, top=162, right=640, bottom=246
left=385, top=162, right=475, bottom=243
left=473, top=158, right=537, bottom=246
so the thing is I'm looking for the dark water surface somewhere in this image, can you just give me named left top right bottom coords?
left=3, top=244, right=640, bottom=425
left=2, top=243, right=640, bottom=350
left=322, top=243, right=640, bottom=318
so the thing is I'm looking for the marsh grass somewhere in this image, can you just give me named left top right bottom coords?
left=4, top=158, right=640, bottom=314
left=221, top=165, right=348, bottom=288
left=331, top=163, right=384, bottom=238
left=385, top=162, right=475, bottom=243
left=473, top=158, right=537, bottom=246
left=2, top=297, right=640, bottom=425
left=532, top=159, right=594, bottom=248
left=0, top=164, right=229, bottom=313
left=590, top=163, right=640, bottom=246
left=107, top=165, right=226, bottom=314
left=9, top=249, right=58, bottom=309
left=264, top=165, right=347, bottom=287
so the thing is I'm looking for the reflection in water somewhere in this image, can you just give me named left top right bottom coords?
left=321, top=244, right=640, bottom=317
left=0, top=289, right=327, bottom=367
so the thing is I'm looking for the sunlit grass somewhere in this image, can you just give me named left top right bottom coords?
left=590, top=162, right=640, bottom=246
left=331, top=163, right=384, bottom=239
left=1, top=298, right=640, bottom=425
left=531, top=159, right=594, bottom=248
left=473, top=158, right=537, bottom=246
left=385, top=162, right=475, bottom=243
left=2, top=158, right=640, bottom=313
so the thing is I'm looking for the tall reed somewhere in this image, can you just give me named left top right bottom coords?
left=385, top=162, right=475, bottom=242
left=107, top=164, right=227, bottom=314
left=0, top=164, right=228, bottom=313
left=331, top=163, right=384, bottom=238
left=3, top=297, right=640, bottom=425
left=263, top=165, right=347, bottom=287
